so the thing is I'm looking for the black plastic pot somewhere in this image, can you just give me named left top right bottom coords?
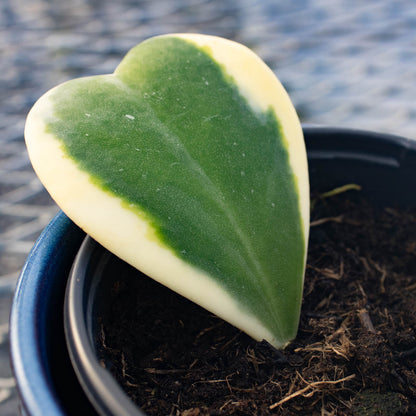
left=10, top=127, right=416, bottom=416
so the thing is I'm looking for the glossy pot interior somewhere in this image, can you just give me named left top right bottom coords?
left=10, top=127, right=416, bottom=416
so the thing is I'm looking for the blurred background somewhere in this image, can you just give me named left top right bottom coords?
left=1, top=0, right=415, bottom=414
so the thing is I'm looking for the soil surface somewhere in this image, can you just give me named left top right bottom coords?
left=98, top=191, right=416, bottom=415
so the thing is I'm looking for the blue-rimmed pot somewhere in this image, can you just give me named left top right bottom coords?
left=10, top=127, right=416, bottom=415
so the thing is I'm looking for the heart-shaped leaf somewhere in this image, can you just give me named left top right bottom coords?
left=25, top=34, right=309, bottom=348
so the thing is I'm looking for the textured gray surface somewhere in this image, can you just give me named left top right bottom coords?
left=1, top=0, right=416, bottom=414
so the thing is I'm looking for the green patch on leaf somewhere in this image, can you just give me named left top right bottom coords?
left=35, top=35, right=308, bottom=346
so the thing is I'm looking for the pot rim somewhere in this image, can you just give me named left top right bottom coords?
left=63, top=126, right=416, bottom=416
left=65, top=237, right=144, bottom=416
left=10, top=126, right=416, bottom=416
left=9, top=212, right=86, bottom=416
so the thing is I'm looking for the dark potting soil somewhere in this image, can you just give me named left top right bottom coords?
left=98, top=191, right=416, bottom=416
